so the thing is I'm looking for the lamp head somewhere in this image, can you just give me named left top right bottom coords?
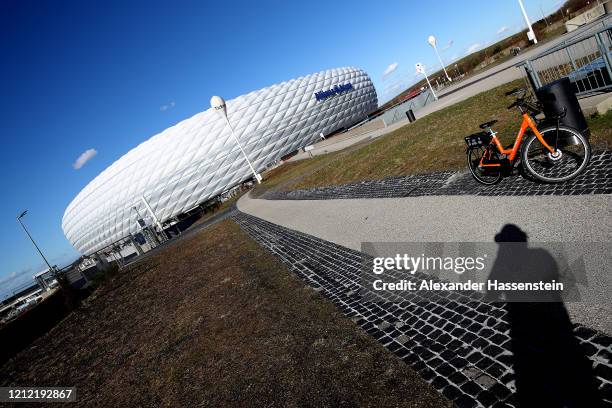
left=427, top=35, right=436, bottom=47
left=210, top=95, right=227, bottom=118
left=18, top=210, right=28, bottom=219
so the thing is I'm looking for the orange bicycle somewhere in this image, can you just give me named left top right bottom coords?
left=465, top=88, right=591, bottom=185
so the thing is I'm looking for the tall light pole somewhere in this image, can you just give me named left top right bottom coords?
left=416, top=63, right=438, bottom=100
left=427, top=35, right=452, bottom=82
left=540, top=5, right=550, bottom=26
left=211, top=95, right=262, bottom=184
left=140, top=195, right=168, bottom=240
left=518, top=0, right=538, bottom=44
left=17, top=210, right=53, bottom=271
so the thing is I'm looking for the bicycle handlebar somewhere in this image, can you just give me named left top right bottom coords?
left=505, top=87, right=526, bottom=97
left=507, top=100, right=519, bottom=110
left=505, top=87, right=541, bottom=114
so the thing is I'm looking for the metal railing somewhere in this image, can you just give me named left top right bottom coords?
left=380, top=89, right=435, bottom=126
left=520, top=20, right=612, bottom=96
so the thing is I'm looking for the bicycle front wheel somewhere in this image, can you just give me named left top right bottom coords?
left=521, top=126, right=591, bottom=183
left=467, top=146, right=502, bottom=185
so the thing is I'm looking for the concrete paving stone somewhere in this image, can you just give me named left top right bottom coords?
left=396, top=334, right=409, bottom=345
left=442, top=384, right=462, bottom=400
left=461, top=380, right=484, bottom=396
left=477, top=390, right=498, bottom=407
left=431, top=375, right=449, bottom=390
left=454, top=393, right=479, bottom=408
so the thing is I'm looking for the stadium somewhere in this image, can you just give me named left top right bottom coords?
left=62, top=66, right=378, bottom=254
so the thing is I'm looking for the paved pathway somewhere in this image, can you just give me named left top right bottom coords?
left=238, top=186, right=612, bottom=334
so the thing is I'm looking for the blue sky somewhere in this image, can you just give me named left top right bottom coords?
left=0, top=0, right=562, bottom=297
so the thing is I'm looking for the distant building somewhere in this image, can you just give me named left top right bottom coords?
left=33, top=268, right=57, bottom=291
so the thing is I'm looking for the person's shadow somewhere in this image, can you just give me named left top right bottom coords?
left=486, top=224, right=602, bottom=407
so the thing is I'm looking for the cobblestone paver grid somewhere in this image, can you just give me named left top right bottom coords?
left=263, top=151, right=612, bottom=200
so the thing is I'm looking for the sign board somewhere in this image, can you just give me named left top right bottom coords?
left=415, top=63, right=425, bottom=74
left=304, top=145, right=315, bottom=152
left=314, top=83, right=354, bottom=101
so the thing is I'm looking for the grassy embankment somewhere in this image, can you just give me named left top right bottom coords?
left=0, top=220, right=450, bottom=408
left=259, top=80, right=612, bottom=192
left=189, top=190, right=244, bottom=228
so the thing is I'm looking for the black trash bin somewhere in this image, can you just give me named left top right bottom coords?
left=405, top=109, right=416, bottom=123
left=535, top=77, right=589, bottom=137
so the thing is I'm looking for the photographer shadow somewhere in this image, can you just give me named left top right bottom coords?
left=486, top=224, right=602, bottom=407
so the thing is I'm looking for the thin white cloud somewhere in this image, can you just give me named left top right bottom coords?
left=73, top=148, right=97, bottom=170
left=440, top=40, right=454, bottom=51
left=383, top=83, right=402, bottom=94
left=466, top=43, right=482, bottom=54
left=0, top=267, right=33, bottom=287
left=497, top=26, right=509, bottom=34
left=159, top=101, right=176, bottom=111
left=383, top=62, right=399, bottom=77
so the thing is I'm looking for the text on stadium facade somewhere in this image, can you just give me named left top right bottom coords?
left=314, top=83, right=354, bottom=101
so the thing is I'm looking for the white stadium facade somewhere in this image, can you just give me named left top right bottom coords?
left=63, top=66, right=378, bottom=254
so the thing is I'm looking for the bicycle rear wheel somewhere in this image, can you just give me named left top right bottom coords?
left=522, top=126, right=591, bottom=183
left=467, top=147, right=502, bottom=185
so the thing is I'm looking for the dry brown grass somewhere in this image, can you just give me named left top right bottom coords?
left=0, top=220, right=449, bottom=408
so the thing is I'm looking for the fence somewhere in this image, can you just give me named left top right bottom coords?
left=520, top=19, right=612, bottom=96
left=57, top=223, right=169, bottom=289
left=380, top=89, right=435, bottom=126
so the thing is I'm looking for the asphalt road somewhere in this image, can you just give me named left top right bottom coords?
left=238, top=191, right=612, bottom=334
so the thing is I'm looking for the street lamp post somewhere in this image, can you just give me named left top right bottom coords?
left=17, top=210, right=53, bottom=271
left=540, top=5, right=550, bottom=26
left=415, top=63, right=438, bottom=100
left=140, top=195, right=168, bottom=241
left=211, top=96, right=262, bottom=184
left=427, top=35, right=452, bottom=82
left=518, top=0, right=538, bottom=44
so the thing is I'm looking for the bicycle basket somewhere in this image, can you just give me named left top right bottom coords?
left=464, top=132, right=492, bottom=148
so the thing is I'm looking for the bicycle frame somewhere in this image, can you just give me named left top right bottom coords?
left=479, top=113, right=556, bottom=168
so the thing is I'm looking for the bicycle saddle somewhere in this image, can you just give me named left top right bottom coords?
left=479, top=120, right=498, bottom=129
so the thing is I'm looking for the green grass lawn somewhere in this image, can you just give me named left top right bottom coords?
left=260, top=80, right=612, bottom=192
